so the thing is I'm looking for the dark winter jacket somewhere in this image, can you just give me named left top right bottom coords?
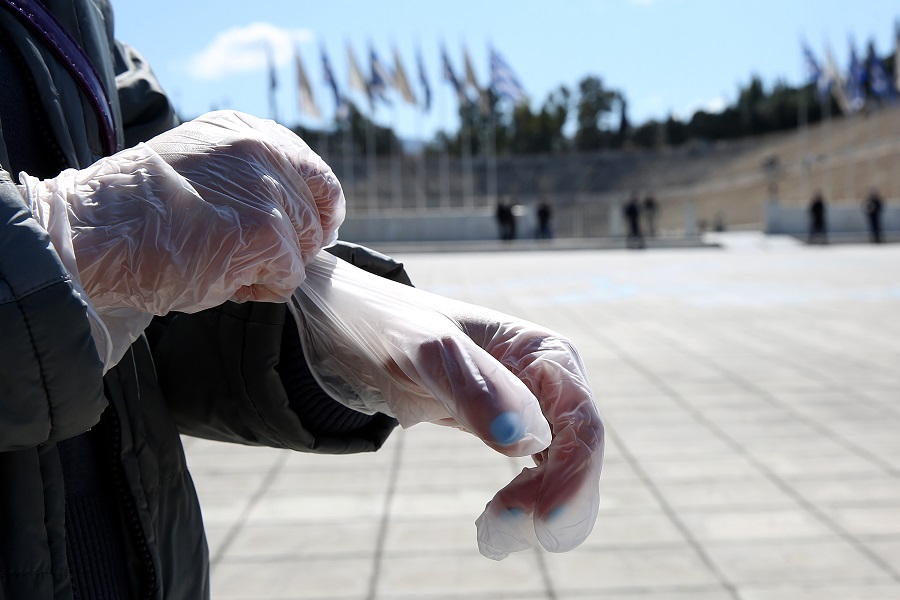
left=0, top=1, right=401, bottom=598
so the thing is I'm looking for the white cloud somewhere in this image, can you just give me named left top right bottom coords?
left=672, top=94, right=730, bottom=120
left=703, top=95, right=728, bottom=114
left=187, top=22, right=313, bottom=80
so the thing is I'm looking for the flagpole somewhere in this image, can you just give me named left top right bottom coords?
left=391, top=102, right=402, bottom=210
left=799, top=81, right=808, bottom=205
left=266, top=43, right=278, bottom=123
left=460, top=43, right=477, bottom=210
left=415, top=106, right=425, bottom=212
left=367, top=108, right=377, bottom=213
left=414, top=46, right=430, bottom=212
left=462, top=113, right=474, bottom=209
left=342, top=113, right=353, bottom=204
left=440, top=77, right=450, bottom=210
left=487, top=107, right=498, bottom=206
left=825, top=93, right=833, bottom=202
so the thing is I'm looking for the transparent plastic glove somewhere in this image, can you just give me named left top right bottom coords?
left=20, top=110, right=344, bottom=369
left=289, top=252, right=604, bottom=560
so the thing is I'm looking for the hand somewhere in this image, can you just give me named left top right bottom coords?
left=290, top=252, right=604, bottom=559
left=21, top=110, right=344, bottom=315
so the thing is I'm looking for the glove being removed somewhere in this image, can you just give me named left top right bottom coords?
left=20, top=110, right=343, bottom=369
left=290, top=252, right=604, bottom=560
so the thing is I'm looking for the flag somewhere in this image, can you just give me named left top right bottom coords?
left=895, top=19, right=900, bottom=94
left=463, top=45, right=480, bottom=93
left=825, top=47, right=850, bottom=114
left=369, top=45, right=393, bottom=106
left=463, top=44, right=490, bottom=114
left=321, top=46, right=348, bottom=121
left=294, top=46, right=321, bottom=119
left=346, top=43, right=369, bottom=99
left=489, top=45, right=527, bottom=105
left=265, top=42, right=278, bottom=121
left=265, top=43, right=278, bottom=91
left=392, top=46, right=417, bottom=105
left=441, top=43, right=467, bottom=102
left=802, top=42, right=829, bottom=101
left=846, top=41, right=866, bottom=113
left=416, top=48, right=432, bottom=112
left=867, top=42, right=898, bottom=104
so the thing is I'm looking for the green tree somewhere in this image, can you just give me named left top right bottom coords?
left=574, top=76, right=618, bottom=151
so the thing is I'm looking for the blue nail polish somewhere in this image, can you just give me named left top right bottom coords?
left=547, top=505, right=566, bottom=522
left=490, top=412, right=524, bottom=446
left=504, top=507, right=526, bottom=519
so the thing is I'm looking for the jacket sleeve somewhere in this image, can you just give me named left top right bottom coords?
left=0, top=171, right=106, bottom=451
left=113, top=40, right=179, bottom=147
left=147, top=242, right=411, bottom=454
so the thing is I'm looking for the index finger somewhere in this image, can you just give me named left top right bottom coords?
left=477, top=331, right=604, bottom=555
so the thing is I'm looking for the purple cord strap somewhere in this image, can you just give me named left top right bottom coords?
left=0, top=0, right=119, bottom=155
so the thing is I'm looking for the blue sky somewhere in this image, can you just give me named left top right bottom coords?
left=113, top=0, right=899, bottom=141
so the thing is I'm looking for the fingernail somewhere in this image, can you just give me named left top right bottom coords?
left=546, top=505, right=566, bottom=522
left=504, top=507, right=526, bottom=519
left=490, top=412, right=525, bottom=446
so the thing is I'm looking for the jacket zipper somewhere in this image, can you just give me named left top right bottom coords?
left=105, top=401, right=158, bottom=599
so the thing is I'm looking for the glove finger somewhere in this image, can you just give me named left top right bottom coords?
left=533, top=424, right=602, bottom=552
left=475, top=421, right=601, bottom=557
left=472, top=322, right=604, bottom=551
left=408, top=332, right=551, bottom=457
left=516, top=351, right=604, bottom=553
left=475, top=463, right=544, bottom=560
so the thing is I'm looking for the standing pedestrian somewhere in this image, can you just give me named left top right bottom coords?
left=862, top=186, right=884, bottom=244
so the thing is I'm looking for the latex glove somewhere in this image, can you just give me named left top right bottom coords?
left=289, top=252, right=604, bottom=560
left=20, top=110, right=344, bottom=368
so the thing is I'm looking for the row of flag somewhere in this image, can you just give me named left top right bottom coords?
left=802, top=35, right=900, bottom=115
left=285, top=42, right=528, bottom=122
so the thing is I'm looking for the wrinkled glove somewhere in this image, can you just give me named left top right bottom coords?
left=289, top=252, right=604, bottom=560
left=20, top=110, right=343, bottom=369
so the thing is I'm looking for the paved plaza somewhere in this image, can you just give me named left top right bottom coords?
left=184, top=233, right=900, bottom=599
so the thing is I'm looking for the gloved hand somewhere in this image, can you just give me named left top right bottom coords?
left=289, top=252, right=604, bottom=560
left=20, top=110, right=344, bottom=368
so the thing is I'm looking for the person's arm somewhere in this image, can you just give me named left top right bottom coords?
left=0, top=170, right=106, bottom=451
left=17, top=110, right=344, bottom=370
left=113, top=40, right=179, bottom=146
left=147, top=242, right=408, bottom=454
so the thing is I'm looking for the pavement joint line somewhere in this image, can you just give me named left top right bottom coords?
left=364, top=426, right=404, bottom=600
left=538, top=292, right=900, bottom=585
left=646, top=317, right=900, bottom=479
left=500, top=285, right=744, bottom=600
left=208, top=450, right=288, bottom=573
left=726, top=313, right=900, bottom=419
left=777, top=301, right=900, bottom=355
left=601, top=311, right=900, bottom=584
left=589, top=395, right=744, bottom=600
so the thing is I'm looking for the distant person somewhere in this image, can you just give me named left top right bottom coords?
left=862, top=186, right=884, bottom=244
left=714, top=212, right=727, bottom=232
left=623, top=192, right=644, bottom=249
left=536, top=200, right=553, bottom=239
left=507, top=201, right=518, bottom=240
left=495, top=201, right=512, bottom=241
left=642, top=193, right=658, bottom=237
left=808, top=190, right=828, bottom=244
